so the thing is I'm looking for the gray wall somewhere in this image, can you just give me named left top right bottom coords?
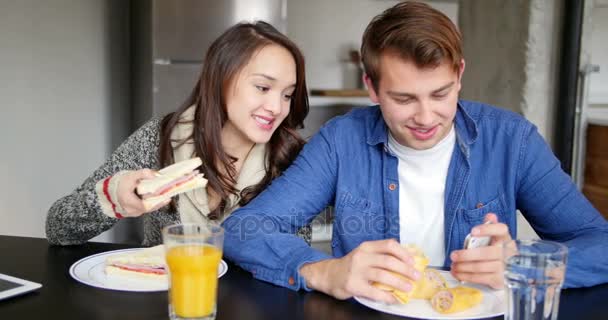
left=0, top=0, right=130, bottom=240
left=459, top=0, right=563, bottom=146
left=459, top=1, right=529, bottom=114
left=520, top=0, right=563, bottom=146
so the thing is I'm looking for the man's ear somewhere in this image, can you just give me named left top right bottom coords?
left=456, top=59, right=466, bottom=92
left=364, top=74, right=380, bottom=103
left=458, top=59, right=466, bottom=81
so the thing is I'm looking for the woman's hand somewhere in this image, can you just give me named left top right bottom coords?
left=450, top=213, right=512, bottom=289
left=116, top=169, right=170, bottom=217
left=300, top=239, right=420, bottom=303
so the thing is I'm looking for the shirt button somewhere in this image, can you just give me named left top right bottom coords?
left=388, top=183, right=397, bottom=191
left=476, top=202, right=484, bottom=209
left=288, top=277, right=295, bottom=286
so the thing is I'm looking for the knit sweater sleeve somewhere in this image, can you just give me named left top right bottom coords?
left=45, top=118, right=163, bottom=245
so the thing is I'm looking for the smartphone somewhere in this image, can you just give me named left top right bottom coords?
left=463, top=221, right=492, bottom=249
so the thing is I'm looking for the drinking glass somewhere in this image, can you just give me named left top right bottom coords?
left=503, top=239, right=568, bottom=320
left=163, top=223, right=224, bottom=320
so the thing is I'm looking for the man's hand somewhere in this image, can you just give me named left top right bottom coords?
left=116, top=169, right=170, bottom=217
left=450, top=213, right=512, bottom=289
left=299, top=239, right=421, bottom=303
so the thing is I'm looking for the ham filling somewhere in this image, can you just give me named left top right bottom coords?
left=150, top=171, right=199, bottom=197
left=111, top=263, right=166, bottom=275
left=427, top=270, right=445, bottom=289
left=431, top=290, right=453, bottom=311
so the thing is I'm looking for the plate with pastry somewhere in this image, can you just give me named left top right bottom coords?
left=69, top=245, right=228, bottom=292
left=355, top=244, right=504, bottom=319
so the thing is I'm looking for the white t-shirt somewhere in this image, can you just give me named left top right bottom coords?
left=387, top=125, right=456, bottom=266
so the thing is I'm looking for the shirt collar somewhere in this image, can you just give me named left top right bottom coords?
left=454, top=100, right=478, bottom=145
left=366, top=105, right=389, bottom=146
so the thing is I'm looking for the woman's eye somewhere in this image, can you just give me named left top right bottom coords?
left=283, top=94, right=293, bottom=101
left=433, top=94, right=448, bottom=100
left=256, top=85, right=269, bottom=92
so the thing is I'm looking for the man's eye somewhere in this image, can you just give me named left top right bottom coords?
left=395, top=98, right=413, bottom=104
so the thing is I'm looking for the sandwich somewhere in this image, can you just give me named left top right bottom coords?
left=137, top=157, right=207, bottom=211
left=105, top=245, right=167, bottom=281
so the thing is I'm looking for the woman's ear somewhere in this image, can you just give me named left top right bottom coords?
left=363, top=74, right=380, bottom=104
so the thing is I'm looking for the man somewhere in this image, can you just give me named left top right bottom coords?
left=222, top=1, right=608, bottom=303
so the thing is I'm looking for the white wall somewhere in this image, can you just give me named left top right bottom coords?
left=0, top=0, right=130, bottom=240
left=287, top=0, right=458, bottom=90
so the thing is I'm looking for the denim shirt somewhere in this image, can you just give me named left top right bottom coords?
left=222, top=100, right=608, bottom=290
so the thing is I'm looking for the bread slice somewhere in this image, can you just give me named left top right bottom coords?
left=137, top=157, right=203, bottom=195
left=105, top=245, right=167, bottom=281
left=136, top=157, right=207, bottom=211
left=105, top=265, right=168, bottom=281
left=140, top=175, right=207, bottom=211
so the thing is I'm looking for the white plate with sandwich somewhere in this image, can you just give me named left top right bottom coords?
left=69, top=246, right=228, bottom=292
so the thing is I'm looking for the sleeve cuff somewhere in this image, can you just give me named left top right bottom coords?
left=95, top=170, right=129, bottom=218
left=240, top=245, right=331, bottom=292
left=283, top=245, right=333, bottom=291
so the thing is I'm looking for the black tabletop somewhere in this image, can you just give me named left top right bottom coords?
left=0, top=236, right=606, bottom=320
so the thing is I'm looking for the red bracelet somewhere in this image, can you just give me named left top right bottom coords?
left=103, top=176, right=124, bottom=219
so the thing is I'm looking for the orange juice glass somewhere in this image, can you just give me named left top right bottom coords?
left=163, top=223, right=224, bottom=320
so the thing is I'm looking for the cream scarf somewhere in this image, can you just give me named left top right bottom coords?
left=171, top=106, right=267, bottom=223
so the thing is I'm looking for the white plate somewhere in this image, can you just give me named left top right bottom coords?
left=355, top=270, right=504, bottom=320
left=69, top=248, right=228, bottom=292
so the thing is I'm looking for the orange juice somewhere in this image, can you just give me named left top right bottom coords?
left=166, top=245, right=222, bottom=318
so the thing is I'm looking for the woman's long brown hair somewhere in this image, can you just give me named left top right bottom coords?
left=158, top=21, right=309, bottom=220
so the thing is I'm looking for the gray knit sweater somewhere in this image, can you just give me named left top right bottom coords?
left=45, top=118, right=311, bottom=246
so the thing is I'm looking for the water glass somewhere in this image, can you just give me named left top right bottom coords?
left=503, top=239, right=568, bottom=320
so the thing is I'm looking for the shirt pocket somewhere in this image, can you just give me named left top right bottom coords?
left=460, top=194, right=506, bottom=224
left=332, top=192, right=384, bottom=250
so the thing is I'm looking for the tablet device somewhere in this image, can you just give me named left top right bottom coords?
left=0, top=273, right=42, bottom=301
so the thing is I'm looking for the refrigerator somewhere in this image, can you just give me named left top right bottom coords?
left=131, top=0, right=287, bottom=128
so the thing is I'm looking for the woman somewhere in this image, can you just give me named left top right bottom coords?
left=46, top=21, right=310, bottom=246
